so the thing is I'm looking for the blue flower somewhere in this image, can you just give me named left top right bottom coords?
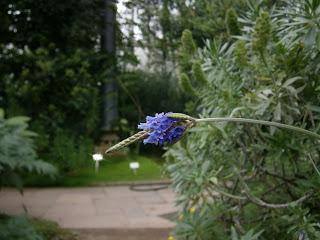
left=138, top=112, right=186, bottom=145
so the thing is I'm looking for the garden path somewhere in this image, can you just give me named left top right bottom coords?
left=0, top=186, right=177, bottom=230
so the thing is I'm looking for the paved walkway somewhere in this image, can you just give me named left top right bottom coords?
left=0, top=186, right=177, bottom=229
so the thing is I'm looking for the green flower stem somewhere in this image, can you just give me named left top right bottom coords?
left=195, top=117, right=320, bottom=140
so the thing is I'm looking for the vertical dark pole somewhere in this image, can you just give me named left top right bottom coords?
left=102, top=0, right=118, bottom=131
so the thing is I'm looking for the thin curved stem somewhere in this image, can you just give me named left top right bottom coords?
left=195, top=117, right=320, bottom=140
left=105, top=131, right=149, bottom=154
left=308, top=154, right=320, bottom=177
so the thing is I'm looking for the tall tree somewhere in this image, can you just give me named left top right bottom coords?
left=0, top=0, right=113, bottom=167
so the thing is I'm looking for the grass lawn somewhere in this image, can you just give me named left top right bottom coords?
left=63, top=155, right=166, bottom=186
left=25, top=155, right=167, bottom=187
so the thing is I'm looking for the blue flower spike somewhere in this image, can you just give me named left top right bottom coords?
left=138, top=112, right=193, bottom=145
left=105, top=113, right=195, bottom=153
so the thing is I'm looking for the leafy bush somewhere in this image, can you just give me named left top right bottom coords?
left=0, top=214, right=77, bottom=240
left=0, top=0, right=117, bottom=172
left=0, top=215, right=44, bottom=240
left=1, top=47, right=101, bottom=136
left=48, top=130, right=94, bottom=172
left=0, top=46, right=103, bottom=173
left=166, top=1, right=320, bottom=239
left=30, top=217, right=77, bottom=240
left=0, top=109, right=56, bottom=190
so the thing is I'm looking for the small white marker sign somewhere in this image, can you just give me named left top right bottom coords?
left=92, top=154, right=103, bottom=172
left=129, top=162, right=140, bottom=175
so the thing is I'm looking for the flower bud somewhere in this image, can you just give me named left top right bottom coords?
left=180, top=73, right=196, bottom=96
left=252, top=11, right=271, bottom=53
left=192, top=62, right=208, bottom=85
left=225, top=8, right=241, bottom=36
left=234, top=40, right=248, bottom=67
left=181, top=29, right=196, bottom=55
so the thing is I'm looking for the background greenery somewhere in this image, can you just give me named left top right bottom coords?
left=0, top=0, right=186, bottom=177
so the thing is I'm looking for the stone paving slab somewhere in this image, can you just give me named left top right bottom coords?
left=0, top=186, right=177, bottom=229
left=74, top=228, right=172, bottom=240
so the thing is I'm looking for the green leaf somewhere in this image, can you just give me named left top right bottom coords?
left=6, top=116, right=30, bottom=126
left=231, top=227, right=239, bottom=240
left=282, top=76, right=302, bottom=88
left=249, top=229, right=264, bottom=240
left=210, top=177, right=218, bottom=185
left=201, top=160, right=211, bottom=174
left=274, top=102, right=282, bottom=121
left=316, top=32, right=320, bottom=50
left=22, top=130, right=38, bottom=137
left=305, top=27, right=317, bottom=47
left=0, top=109, right=4, bottom=119
left=309, top=105, right=320, bottom=113
left=195, top=177, right=203, bottom=186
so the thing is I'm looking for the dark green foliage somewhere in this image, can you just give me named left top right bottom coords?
left=0, top=47, right=102, bottom=173
left=160, top=0, right=171, bottom=37
left=226, top=8, right=241, bottom=36
left=30, top=217, right=77, bottom=240
left=48, top=131, right=94, bottom=172
left=0, top=0, right=102, bottom=50
left=166, top=0, right=320, bottom=239
left=2, top=48, right=101, bottom=135
left=0, top=216, right=43, bottom=240
left=0, top=214, right=77, bottom=240
left=0, top=110, right=56, bottom=191
left=0, top=0, right=109, bottom=173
